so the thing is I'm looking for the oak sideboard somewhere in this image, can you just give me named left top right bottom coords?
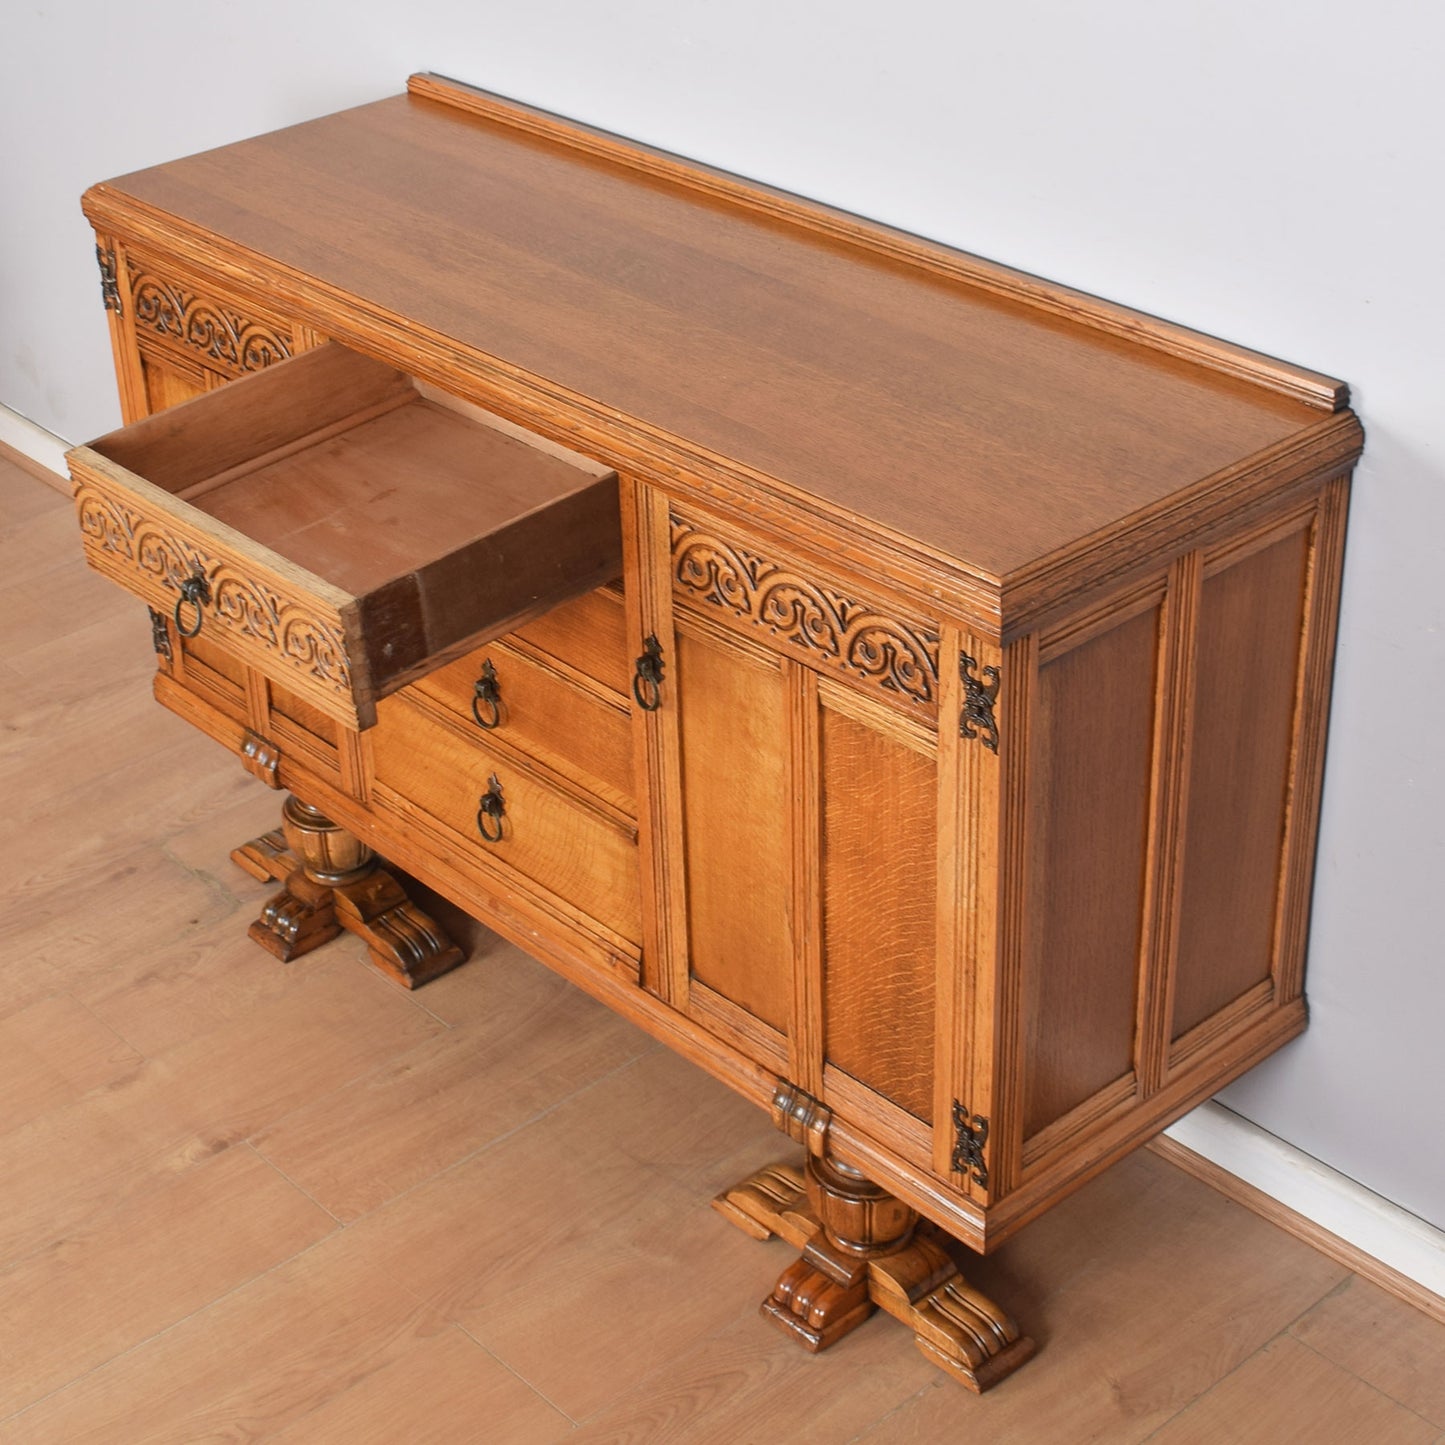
left=70, top=73, right=1363, bottom=1391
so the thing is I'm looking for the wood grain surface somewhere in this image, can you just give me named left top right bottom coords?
left=2, top=454, right=1435, bottom=1441
left=1022, top=603, right=1159, bottom=1138
left=87, top=86, right=1337, bottom=578
left=675, top=619, right=791, bottom=1033
left=1171, top=528, right=1310, bottom=1039
left=820, top=705, right=937, bottom=1122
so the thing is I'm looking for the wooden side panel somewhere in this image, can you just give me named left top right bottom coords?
left=675, top=618, right=791, bottom=1033
left=141, top=354, right=209, bottom=413
left=820, top=705, right=937, bottom=1122
left=1171, top=529, right=1311, bottom=1039
left=1022, top=606, right=1159, bottom=1139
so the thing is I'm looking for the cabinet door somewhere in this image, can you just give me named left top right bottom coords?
left=629, top=482, right=947, bottom=1163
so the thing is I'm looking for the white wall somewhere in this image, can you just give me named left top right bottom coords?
left=3, top=2, right=1440, bottom=1229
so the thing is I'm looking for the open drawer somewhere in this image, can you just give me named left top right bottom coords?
left=68, top=343, right=621, bottom=729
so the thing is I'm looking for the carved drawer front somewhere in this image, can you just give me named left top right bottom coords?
left=510, top=585, right=631, bottom=697
left=370, top=693, right=641, bottom=947
left=68, top=342, right=621, bottom=730
left=411, top=638, right=634, bottom=816
left=668, top=506, right=942, bottom=720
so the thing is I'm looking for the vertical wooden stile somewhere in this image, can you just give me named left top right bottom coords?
left=964, top=632, right=1024, bottom=1205
left=96, top=235, right=149, bottom=426
left=786, top=661, right=824, bottom=1096
left=1137, top=552, right=1202, bottom=1096
left=244, top=669, right=272, bottom=738
left=1271, top=476, right=1351, bottom=1004
left=623, top=478, right=689, bottom=1004
left=338, top=727, right=368, bottom=802
left=932, top=625, right=968, bottom=1179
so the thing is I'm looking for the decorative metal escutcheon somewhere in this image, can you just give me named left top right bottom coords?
left=173, top=564, right=212, bottom=638
left=632, top=633, right=665, bottom=711
left=471, top=658, right=502, bottom=729
left=475, top=773, right=506, bottom=843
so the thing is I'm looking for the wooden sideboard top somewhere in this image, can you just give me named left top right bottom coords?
left=84, top=73, right=1354, bottom=583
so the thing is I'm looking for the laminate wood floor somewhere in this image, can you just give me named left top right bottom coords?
left=2, top=448, right=1441, bottom=1443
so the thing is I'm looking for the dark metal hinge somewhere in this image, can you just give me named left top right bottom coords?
left=147, top=606, right=172, bottom=660
left=951, top=1101, right=990, bottom=1189
left=96, top=245, right=122, bottom=314
left=959, top=653, right=1000, bottom=753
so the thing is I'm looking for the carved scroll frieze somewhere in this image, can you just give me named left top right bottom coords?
left=75, top=483, right=351, bottom=698
left=125, top=260, right=292, bottom=375
left=670, top=512, right=940, bottom=710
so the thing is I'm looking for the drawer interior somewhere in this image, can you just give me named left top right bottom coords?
left=73, top=342, right=622, bottom=712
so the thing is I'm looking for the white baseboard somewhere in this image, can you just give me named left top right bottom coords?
left=0, top=401, right=71, bottom=479
left=1166, top=1102, right=1445, bottom=1308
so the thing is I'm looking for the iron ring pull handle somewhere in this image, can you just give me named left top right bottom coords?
left=632, top=633, right=665, bottom=712
left=470, top=659, right=502, bottom=729
left=173, top=566, right=212, bottom=639
left=475, top=773, right=506, bottom=843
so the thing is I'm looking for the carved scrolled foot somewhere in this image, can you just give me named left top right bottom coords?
left=248, top=870, right=341, bottom=961
left=235, top=795, right=465, bottom=988
left=762, top=1240, right=874, bottom=1350
left=712, top=1161, right=810, bottom=1243
left=230, top=827, right=296, bottom=883
left=868, top=1228, right=1036, bottom=1393
left=331, top=867, right=464, bottom=989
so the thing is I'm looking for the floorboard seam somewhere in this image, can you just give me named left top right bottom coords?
left=1289, top=1330, right=1444, bottom=1434
left=455, top=1322, right=581, bottom=1434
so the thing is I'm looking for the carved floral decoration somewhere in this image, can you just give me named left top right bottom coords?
left=126, top=262, right=292, bottom=374
left=670, top=513, right=940, bottom=709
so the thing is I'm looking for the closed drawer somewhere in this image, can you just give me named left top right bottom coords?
left=174, top=631, right=248, bottom=724
left=412, top=639, right=634, bottom=815
left=69, top=342, right=621, bottom=730
left=511, top=586, right=631, bottom=697
left=370, top=693, right=641, bottom=947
